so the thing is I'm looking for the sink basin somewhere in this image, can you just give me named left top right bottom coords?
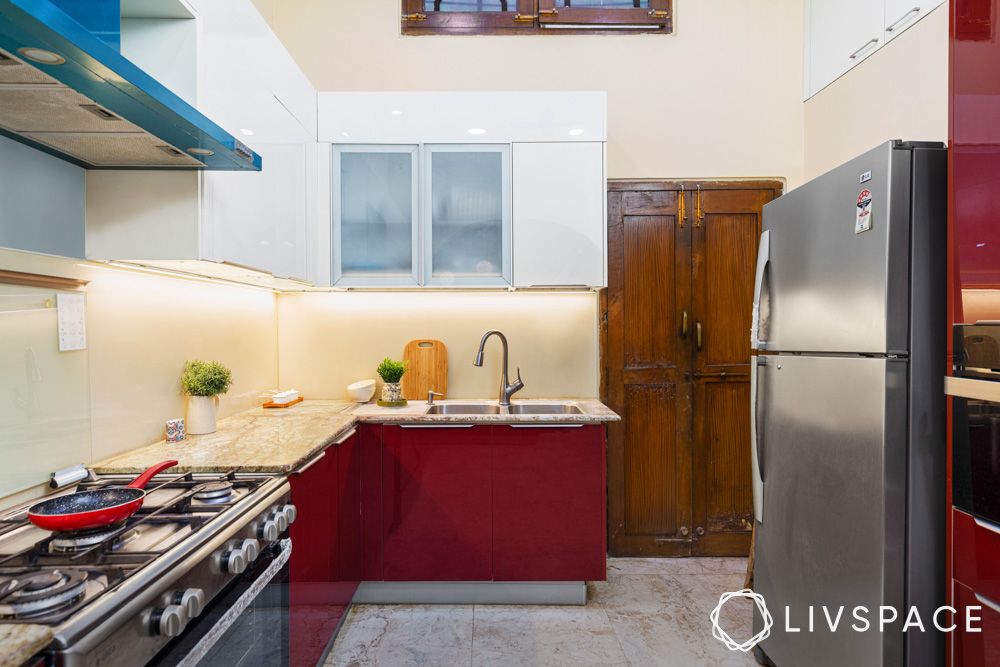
left=507, top=404, right=583, bottom=415
left=426, top=404, right=503, bottom=415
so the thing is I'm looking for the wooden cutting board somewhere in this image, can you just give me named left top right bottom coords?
left=401, top=339, right=448, bottom=401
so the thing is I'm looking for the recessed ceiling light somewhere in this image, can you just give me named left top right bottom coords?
left=568, top=128, right=585, bottom=136
left=341, top=131, right=350, bottom=137
left=239, top=128, right=254, bottom=136
left=467, top=128, right=487, bottom=135
left=18, top=47, right=65, bottom=65
left=187, top=147, right=214, bottom=156
left=391, top=110, right=403, bottom=116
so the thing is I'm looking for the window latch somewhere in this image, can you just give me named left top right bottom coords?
left=402, top=12, right=427, bottom=21
left=648, top=9, right=669, bottom=19
left=539, top=8, right=558, bottom=16
left=514, top=13, right=537, bottom=22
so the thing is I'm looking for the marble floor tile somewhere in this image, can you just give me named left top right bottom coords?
left=471, top=605, right=628, bottom=667
left=325, top=604, right=473, bottom=667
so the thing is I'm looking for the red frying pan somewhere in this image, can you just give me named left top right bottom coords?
left=27, top=460, right=179, bottom=532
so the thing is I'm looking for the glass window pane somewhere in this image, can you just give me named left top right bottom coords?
left=430, top=151, right=504, bottom=279
left=424, top=1, right=514, bottom=11
left=339, top=151, right=413, bottom=276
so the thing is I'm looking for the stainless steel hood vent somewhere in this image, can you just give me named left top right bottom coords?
left=0, top=0, right=261, bottom=170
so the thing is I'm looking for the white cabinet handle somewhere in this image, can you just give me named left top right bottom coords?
left=508, top=424, right=585, bottom=429
left=849, top=38, right=879, bottom=60
left=332, top=428, right=357, bottom=445
left=399, top=424, right=474, bottom=429
left=887, top=7, right=920, bottom=32
left=975, top=592, right=1000, bottom=615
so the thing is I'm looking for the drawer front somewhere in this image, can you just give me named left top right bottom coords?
left=954, top=508, right=1000, bottom=603
left=954, top=580, right=1000, bottom=667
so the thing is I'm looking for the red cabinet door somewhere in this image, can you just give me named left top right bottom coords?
left=954, top=580, right=1000, bottom=667
left=338, top=430, right=363, bottom=585
left=359, top=424, right=384, bottom=580
left=493, top=424, right=606, bottom=581
left=381, top=425, right=493, bottom=581
left=288, top=443, right=341, bottom=667
left=954, top=509, right=1000, bottom=605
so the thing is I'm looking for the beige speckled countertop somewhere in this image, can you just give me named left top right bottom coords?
left=0, top=625, right=52, bottom=667
left=93, top=399, right=618, bottom=475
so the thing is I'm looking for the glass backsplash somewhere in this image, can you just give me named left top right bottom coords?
left=0, top=283, right=91, bottom=498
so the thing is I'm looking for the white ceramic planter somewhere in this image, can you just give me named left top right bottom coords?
left=187, top=395, right=218, bottom=435
left=381, top=382, right=402, bottom=403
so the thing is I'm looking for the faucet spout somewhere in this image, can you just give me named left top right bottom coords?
left=473, top=329, right=524, bottom=406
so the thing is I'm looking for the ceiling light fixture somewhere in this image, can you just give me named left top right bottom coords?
left=391, top=110, right=403, bottom=116
left=342, top=131, right=350, bottom=137
left=239, top=128, right=254, bottom=136
left=467, top=128, right=487, bottom=135
left=187, top=147, right=214, bottom=156
left=18, top=47, right=65, bottom=65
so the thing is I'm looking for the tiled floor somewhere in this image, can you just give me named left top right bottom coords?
left=325, top=558, right=758, bottom=666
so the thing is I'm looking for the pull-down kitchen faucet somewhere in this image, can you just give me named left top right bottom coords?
left=474, top=329, right=524, bottom=406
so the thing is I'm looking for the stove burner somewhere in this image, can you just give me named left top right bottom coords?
left=49, top=525, right=139, bottom=553
left=193, top=481, right=234, bottom=503
left=0, top=569, right=88, bottom=619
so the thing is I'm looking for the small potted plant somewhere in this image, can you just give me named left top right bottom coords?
left=181, top=360, right=233, bottom=435
left=377, top=357, right=407, bottom=406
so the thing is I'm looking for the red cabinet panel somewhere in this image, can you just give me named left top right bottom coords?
left=954, top=580, right=1000, bottom=667
left=381, top=425, right=493, bottom=581
left=338, top=430, right=363, bottom=584
left=493, top=425, right=606, bottom=581
left=954, top=509, right=1000, bottom=605
left=360, top=424, right=384, bottom=580
left=289, top=444, right=339, bottom=667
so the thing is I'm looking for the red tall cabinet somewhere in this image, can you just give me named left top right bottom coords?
left=949, top=1, right=1000, bottom=664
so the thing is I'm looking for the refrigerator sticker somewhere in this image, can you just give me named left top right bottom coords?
left=855, top=189, right=873, bottom=234
left=860, top=170, right=872, bottom=183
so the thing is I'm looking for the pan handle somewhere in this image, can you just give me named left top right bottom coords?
left=127, top=460, right=179, bottom=489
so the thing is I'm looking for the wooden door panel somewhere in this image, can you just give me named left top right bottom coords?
left=624, top=214, right=678, bottom=369
left=693, top=380, right=753, bottom=532
left=623, top=384, right=681, bottom=536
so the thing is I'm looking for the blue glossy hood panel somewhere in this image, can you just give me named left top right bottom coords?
left=0, top=0, right=261, bottom=170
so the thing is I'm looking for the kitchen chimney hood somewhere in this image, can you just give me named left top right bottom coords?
left=0, top=0, right=261, bottom=170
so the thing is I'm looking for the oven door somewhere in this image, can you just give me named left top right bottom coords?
left=150, top=539, right=290, bottom=667
left=949, top=377, right=1000, bottom=525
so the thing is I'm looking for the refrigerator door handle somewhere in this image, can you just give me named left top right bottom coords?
left=751, top=230, right=770, bottom=350
left=750, top=355, right=765, bottom=523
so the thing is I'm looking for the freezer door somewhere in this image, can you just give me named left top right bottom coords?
left=753, top=354, right=907, bottom=667
left=758, top=141, right=912, bottom=354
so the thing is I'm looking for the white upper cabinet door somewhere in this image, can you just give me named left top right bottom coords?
left=884, top=0, right=945, bottom=43
left=806, top=0, right=884, bottom=98
left=512, top=142, right=606, bottom=288
left=423, top=145, right=511, bottom=287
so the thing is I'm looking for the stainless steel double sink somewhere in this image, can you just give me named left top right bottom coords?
left=425, top=402, right=583, bottom=416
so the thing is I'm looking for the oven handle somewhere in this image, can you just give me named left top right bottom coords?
left=975, top=516, right=1000, bottom=537
left=175, top=538, right=291, bottom=667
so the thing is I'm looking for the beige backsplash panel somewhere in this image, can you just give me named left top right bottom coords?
left=278, top=291, right=600, bottom=400
left=0, top=283, right=91, bottom=498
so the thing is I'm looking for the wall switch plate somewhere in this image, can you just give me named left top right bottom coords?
left=56, top=293, right=87, bottom=351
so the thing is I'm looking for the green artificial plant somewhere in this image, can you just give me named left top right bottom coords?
left=181, top=360, right=233, bottom=397
left=376, top=357, right=407, bottom=384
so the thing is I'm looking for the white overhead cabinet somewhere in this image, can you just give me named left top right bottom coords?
left=86, top=0, right=318, bottom=285
left=805, top=0, right=946, bottom=99
left=512, top=143, right=605, bottom=288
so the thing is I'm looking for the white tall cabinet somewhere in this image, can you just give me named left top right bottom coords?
left=804, top=0, right=946, bottom=99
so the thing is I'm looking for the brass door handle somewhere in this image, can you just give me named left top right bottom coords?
left=695, top=185, right=705, bottom=228
left=678, top=187, right=686, bottom=228
left=539, top=8, right=558, bottom=16
left=681, top=310, right=688, bottom=338
left=696, top=322, right=703, bottom=350
left=514, top=13, right=537, bottom=22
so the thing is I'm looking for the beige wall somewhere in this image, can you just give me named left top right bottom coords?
left=278, top=291, right=599, bottom=399
left=0, top=248, right=278, bottom=496
left=255, top=0, right=806, bottom=187
left=803, top=5, right=948, bottom=180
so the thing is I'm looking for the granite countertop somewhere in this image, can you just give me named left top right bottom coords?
left=93, top=399, right=619, bottom=475
left=0, top=625, right=52, bottom=667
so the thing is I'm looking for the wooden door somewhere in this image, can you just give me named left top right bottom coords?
left=606, top=186, right=693, bottom=556
left=605, top=180, right=782, bottom=557
left=690, top=186, right=778, bottom=556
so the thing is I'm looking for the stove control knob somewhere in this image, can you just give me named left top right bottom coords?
left=271, top=508, right=289, bottom=533
left=222, top=548, right=248, bottom=574
left=280, top=504, right=298, bottom=526
left=240, top=538, right=260, bottom=563
left=149, top=604, right=187, bottom=637
left=259, top=519, right=280, bottom=541
left=173, top=588, right=206, bottom=619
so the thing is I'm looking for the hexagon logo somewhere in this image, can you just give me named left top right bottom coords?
left=710, top=588, right=773, bottom=652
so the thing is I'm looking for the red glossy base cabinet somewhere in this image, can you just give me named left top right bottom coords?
left=288, top=430, right=361, bottom=667
left=381, top=425, right=493, bottom=581
left=493, top=425, right=606, bottom=581
left=954, top=581, right=1000, bottom=667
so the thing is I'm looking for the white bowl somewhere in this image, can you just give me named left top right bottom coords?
left=347, top=379, right=376, bottom=403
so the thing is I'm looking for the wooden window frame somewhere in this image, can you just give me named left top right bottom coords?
left=402, top=0, right=673, bottom=35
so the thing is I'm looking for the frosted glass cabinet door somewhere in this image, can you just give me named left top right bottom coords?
left=423, top=145, right=511, bottom=286
left=333, top=146, right=419, bottom=286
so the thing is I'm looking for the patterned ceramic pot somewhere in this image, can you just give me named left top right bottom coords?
left=381, top=382, right=402, bottom=402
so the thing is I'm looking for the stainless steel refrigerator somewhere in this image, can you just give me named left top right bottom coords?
left=751, top=141, right=947, bottom=667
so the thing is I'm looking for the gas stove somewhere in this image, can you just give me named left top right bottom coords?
left=0, top=470, right=295, bottom=666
